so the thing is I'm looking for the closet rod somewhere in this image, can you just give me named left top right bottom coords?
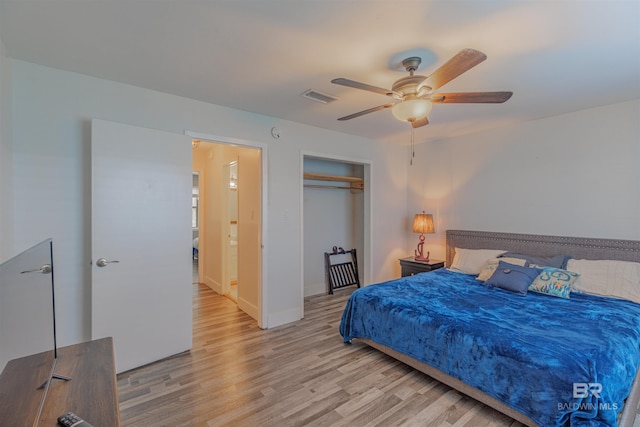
left=303, top=173, right=364, bottom=191
left=304, top=184, right=355, bottom=190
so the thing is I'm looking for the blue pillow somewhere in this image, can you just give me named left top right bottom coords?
left=499, top=252, right=571, bottom=269
left=486, top=261, right=542, bottom=295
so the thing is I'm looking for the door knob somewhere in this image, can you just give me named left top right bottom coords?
left=96, top=258, right=120, bottom=267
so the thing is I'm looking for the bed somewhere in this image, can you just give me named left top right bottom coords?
left=340, top=230, right=640, bottom=426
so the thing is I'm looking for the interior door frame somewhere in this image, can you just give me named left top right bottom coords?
left=191, top=171, right=204, bottom=285
left=221, top=161, right=231, bottom=297
left=299, top=151, right=372, bottom=316
left=220, top=159, right=238, bottom=297
left=186, top=131, right=268, bottom=328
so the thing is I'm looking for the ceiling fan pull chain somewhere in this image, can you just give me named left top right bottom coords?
left=410, top=126, right=415, bottom=166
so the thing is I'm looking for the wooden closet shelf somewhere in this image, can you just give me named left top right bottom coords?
left=303, top=173, right=364, bottom=191
left=304, top=172, right=364, bottom=191
left=303, top=173, right=362, bottom=183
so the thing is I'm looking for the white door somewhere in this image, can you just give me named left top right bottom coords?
left=91, top=119, right=192, bottom=373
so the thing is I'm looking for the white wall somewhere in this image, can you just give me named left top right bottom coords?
left=408, top=99, right=640, bottom=261
left=0, top=35, right=13, bottom=261
left=8, top=60, right=408, bottom=345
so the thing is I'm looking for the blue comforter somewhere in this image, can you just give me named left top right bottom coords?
left=339, top=269, right=640, bottom=426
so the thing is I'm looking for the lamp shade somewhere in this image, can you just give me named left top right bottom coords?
left=412, top=212, right=434, bottom=234
left=392, top=98, right=433, bottom=122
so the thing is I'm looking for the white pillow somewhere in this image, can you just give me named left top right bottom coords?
left=449, top=248, right=506, bottom=275
left=567, top=259, right=640, bottom=304
left=476, top=257, right=527, bottom=282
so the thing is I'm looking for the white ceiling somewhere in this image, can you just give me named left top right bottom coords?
left=1, top=0, right=639, bottom=145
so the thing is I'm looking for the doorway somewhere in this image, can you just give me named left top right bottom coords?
left=191, top=139, right=263, bottom=324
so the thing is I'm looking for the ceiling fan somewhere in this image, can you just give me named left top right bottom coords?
left=331, top=48, right=512, bottom=128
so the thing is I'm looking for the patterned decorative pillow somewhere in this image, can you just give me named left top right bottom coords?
left=529, top=267, right=579, bottom=299
left=477, top=257, right=527, bottom=282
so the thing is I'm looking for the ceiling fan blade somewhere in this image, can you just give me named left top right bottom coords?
left=431, top=91, right=513, bottom=103
left=411, top=116, right=429, bottom=128
left=331, top=78, right=399, bottom=97
left=419, top=48, right=487, bottom=92
left=337, top=104, right=394, bottom=121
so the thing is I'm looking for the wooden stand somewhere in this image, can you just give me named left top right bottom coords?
left=0, top=337, right=120, bottom=426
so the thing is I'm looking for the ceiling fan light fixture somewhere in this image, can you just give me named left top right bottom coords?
left=391, top=98, right=433, bottom=122
left=332, top=50, right=511, bottom=127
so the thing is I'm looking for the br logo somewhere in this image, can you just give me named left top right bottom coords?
left=573, top=383, right=602, bottom=398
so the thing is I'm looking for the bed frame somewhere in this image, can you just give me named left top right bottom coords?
left=360, top=229, right=640, bottom=427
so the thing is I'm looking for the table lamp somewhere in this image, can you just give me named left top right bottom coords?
left=412, top=211, right=434, bottom=261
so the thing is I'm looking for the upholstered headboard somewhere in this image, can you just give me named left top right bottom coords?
left=446, top=230, right=640, bottom=267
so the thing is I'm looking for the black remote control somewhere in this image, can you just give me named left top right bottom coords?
left=57, top=412, right=94, bottom=427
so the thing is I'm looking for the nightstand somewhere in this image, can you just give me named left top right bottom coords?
left=399, top=257, right=445, bottom=277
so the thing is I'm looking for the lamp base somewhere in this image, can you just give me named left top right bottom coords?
left=414, top=237, right=430, bottom=262
left=414, top=252, right=430, bottom=262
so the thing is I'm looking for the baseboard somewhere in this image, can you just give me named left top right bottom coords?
left=266, top=307, right=303, bottom=329
left=237, top=297, right=259, bottom=321
left=203, top=276, right=222, bottom=294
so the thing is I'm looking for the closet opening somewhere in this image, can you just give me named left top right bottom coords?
left=302, top=156, right=367, bottom=299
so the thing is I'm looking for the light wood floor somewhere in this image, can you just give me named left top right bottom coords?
left=117, top=284, right=526, bottom=427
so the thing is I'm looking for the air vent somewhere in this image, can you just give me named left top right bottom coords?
left=301, top=89, right=338, bottom=104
